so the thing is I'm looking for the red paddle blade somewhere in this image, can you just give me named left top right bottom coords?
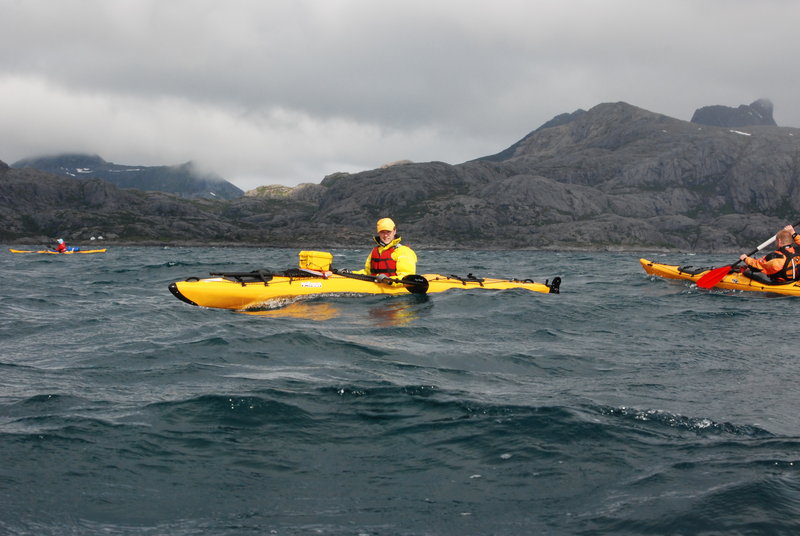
left=696, top=265, right=733, bottom=289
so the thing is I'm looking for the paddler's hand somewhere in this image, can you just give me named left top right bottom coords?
left=375, top=274, right=390, bottom=284
left=739, top=254, right=747, bottom=262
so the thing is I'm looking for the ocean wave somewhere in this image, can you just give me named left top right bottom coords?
left=6, top=248, right=800, bottom=534
left=601, top=405, right=773, bottom=437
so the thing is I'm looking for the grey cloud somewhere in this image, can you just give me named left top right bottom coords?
left=3, top=0, right=800, bottom=190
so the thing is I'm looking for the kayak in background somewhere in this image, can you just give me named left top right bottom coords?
left=640, top=257, right=800, bottom=296
left=9, top=248, right=107, bottom=254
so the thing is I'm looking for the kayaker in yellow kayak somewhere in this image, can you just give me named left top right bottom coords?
left=55, top=238, right=68, bottom=253
left=350, top=218, right=417, bottom=282
left=739, top=224, right=800, bottom=282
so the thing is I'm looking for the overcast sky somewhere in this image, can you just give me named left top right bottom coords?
left=2, top=0, right=798, bottom=191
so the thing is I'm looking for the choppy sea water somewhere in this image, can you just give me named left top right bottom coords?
left=2, top=246, right=800, bottom=535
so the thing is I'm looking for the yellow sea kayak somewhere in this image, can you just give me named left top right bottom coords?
left=640, top=258, right=800, bottom=296
left=169, top=269, right=561, bottom=310
left=9, top=248, right=107, bottom=254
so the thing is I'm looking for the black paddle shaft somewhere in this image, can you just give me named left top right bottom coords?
left=333, top=269, right=428, bottom=294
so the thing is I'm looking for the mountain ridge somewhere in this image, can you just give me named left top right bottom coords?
left=12, top=154, right=243, bottom=200
left=3, top=100, right=799, bottom=251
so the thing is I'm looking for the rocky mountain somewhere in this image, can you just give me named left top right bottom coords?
left=12, top=154, right=244, bottom=200
left=691, top=98, right=777, bottom=127
left=0, top=163, right=316, bottom=245
left=4, top=100, right=800, bottom=251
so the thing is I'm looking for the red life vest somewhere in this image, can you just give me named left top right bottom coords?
left=369, top=245, right=398, bottom=275
left=56, top=243, right=67, bottom=253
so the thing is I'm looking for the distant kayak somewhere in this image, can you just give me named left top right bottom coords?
left=9, top=248, right=107, bottom=254
left=640, top=257, right=800, bottom=296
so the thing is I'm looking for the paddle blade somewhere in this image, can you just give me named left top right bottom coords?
left=696, top=265, right=732, bottom=289
left=401, top=274, right=429, bottom=294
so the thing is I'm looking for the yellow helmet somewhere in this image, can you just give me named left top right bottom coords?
left=376, top=218, right=396, bottom=232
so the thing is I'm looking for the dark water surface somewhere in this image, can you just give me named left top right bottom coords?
left=2, top=246, right=800, bottom=535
